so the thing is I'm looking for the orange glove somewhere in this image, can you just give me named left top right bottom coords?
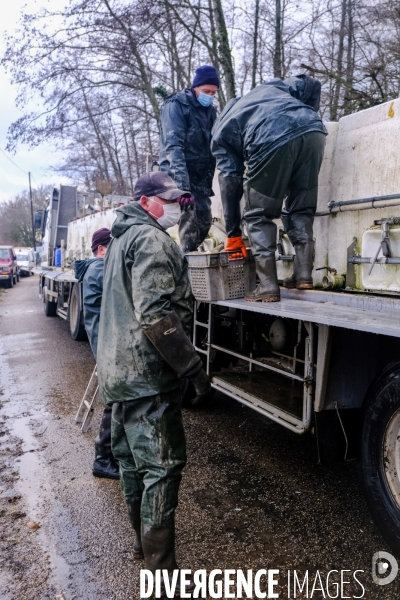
left=225, top=236, right=248, bottom=260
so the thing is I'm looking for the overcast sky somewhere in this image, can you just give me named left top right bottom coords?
left=0, top=0, right=70, bottom=202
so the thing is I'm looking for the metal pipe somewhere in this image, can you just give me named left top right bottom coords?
left=329, top=193, right=400, bottom=209
left=210, top=342, right=303, bottom=381
left=348, top=256, right=400, bottom=265
left=210, top=383, right=308, bottom=434
left=316, top=193, right=400, bottom=217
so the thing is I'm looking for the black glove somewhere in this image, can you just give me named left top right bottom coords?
left=144, top=312, right=212, bottom=404
left=218, top=174, right=243, bottom=238
left=189, top=368, right=212, bottom=405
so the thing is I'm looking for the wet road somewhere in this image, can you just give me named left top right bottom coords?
left=0, top=276, right=400, bottom=599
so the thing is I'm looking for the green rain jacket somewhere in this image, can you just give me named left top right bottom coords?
left=97, top=203, right=193, bottom=405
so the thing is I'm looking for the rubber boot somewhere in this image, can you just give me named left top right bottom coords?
left=92, top=407, right=120, bottom=480
left=282, top=242, right=314, bottom=290
left=244, top=256, right=280, bottom=302
left=141, top=522, right=195, bottom=597
left=126, top=501, right=144, bottom=560
left=92, top=444, right=120, bottom=479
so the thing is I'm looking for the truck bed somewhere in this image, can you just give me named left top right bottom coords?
left=215, top=288, right=400, bottom=337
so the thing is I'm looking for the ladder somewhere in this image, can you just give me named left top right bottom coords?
left=75, top=365, right=99, bottom=432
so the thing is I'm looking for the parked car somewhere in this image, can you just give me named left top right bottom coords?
left=0, top=246, right=19, bottom=288
left=16, top=248, right=34, bottom=276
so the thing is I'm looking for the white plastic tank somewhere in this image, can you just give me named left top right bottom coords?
left=361, top=226, right=400, bottom=291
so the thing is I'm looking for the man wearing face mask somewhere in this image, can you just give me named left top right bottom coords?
left=97, top=171, right=211, bottom=592
left=159, top=65, right=220, bottom=252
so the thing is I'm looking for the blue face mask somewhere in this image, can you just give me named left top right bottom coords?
left=197, top=92, right=214, bottom=107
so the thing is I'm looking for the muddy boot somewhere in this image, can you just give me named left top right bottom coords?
left=92, top=407, right=120, bottom=480
left=245, top=256, right=280, bottom=302
left=92, top=446, right=120, bottom=480
left=282, top=242, right=314, bottom=290
left=141, top=522, right=195, bottom=597
left=127, top=501, right=144, bottom=560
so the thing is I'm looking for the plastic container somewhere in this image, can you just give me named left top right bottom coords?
left=186, top=251, right=256, bottom=302
left=55, top=247, right=62, bottom=267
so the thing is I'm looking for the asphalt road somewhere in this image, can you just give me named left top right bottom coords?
left=0, top=276, right=399, bottom=599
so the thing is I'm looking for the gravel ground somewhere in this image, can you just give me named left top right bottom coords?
left=0, top=276, right=399, bottom=599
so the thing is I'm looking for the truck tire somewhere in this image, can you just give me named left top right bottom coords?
left=69, top=284, right=87, bottom=341
left=7, top=275, right=13, bottom=289
left=43, top=288, right=57, bottom=316
left=360, top=361, right=400, bottom=554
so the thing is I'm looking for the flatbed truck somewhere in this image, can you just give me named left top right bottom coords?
left=34, top=97, right=400, bottom=553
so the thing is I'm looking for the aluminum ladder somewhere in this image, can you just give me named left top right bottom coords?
left=75, top=365, right=99, bottom=432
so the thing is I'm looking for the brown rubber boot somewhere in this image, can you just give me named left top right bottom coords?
left=244, top=256, right=280, bottom=302
left=282, top=242, right=314, bottom=290
left=141, top=522, right=195, bottom=597
left=126, top=501, right=144, bottom=560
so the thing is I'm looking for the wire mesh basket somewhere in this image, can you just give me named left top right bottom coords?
left=186, top=251, right=256, bottom=301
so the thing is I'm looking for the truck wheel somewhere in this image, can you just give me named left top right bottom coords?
left=69, top=284, right=87, bottom=341
left=7, top=275, right=13, bottom=289
left=16, top=271, right=20, bottom=282
left=43, top=288, right=57, bottom=316
left=360, top=362, right=400, bottom=553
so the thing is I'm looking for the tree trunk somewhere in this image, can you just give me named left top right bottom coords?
left=130, top=127, right=142, bottom=178
left=82, top=92, right=110, bottom=181
left=251, top=0, right=260, bottom=89
left=331, top=0, right=347, bottom=120
left=122, top=123, right=134, bottom=194
left=208, top=0, right=227, bottom=106
left=343, top=0, right=354, bottom=114
left=102, top=0, right=160, bottom=121
left=212, top=0, right=236, bottom=100
left=273, top=0, right=282, bottom=78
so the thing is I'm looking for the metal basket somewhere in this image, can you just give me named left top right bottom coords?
left=186, top=251, right=256, bottom=302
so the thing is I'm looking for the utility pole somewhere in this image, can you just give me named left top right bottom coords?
left=29, top=172, right=36, bottom=251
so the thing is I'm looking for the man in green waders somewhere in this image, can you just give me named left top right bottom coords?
left=97, top=172, right=211, bottom=593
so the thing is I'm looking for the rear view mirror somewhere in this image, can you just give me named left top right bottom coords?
left=34, top=211, right=43, bottom=229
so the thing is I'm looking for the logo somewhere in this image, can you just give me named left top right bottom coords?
left=372, top=551, right=398, bottom=585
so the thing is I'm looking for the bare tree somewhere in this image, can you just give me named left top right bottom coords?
left=0, top=186, right=52, bottom=246
left=2, top=0, right=400, bottom=191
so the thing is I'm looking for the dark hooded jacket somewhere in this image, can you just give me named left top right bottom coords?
left=159, top=89, right=217, bottom=196
left=73, top=258, right=103, bottom=358
left=96, top=202, right=193, bottom=405
left=211, top=75, right=327, bottom=179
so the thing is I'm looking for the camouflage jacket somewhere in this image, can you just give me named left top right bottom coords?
left=211, top=75, right=327, bottom=179
left=97, top=203, right=193, bottom=404
left=158, top=89, right=217, bottom=196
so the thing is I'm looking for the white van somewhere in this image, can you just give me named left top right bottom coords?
left=16, top=248, right=34, bottom=276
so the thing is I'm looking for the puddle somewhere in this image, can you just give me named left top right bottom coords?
left=8, top=410, right=72, bottom=592
left=0, top=341, right=71, bottom=593
left=0, top=330, right=105, bottom=599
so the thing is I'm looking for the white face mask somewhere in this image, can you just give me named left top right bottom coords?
left=149, top=197, right=181, bottom=230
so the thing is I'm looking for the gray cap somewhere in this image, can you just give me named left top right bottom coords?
left=134, top=171, right=190, bottom=202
